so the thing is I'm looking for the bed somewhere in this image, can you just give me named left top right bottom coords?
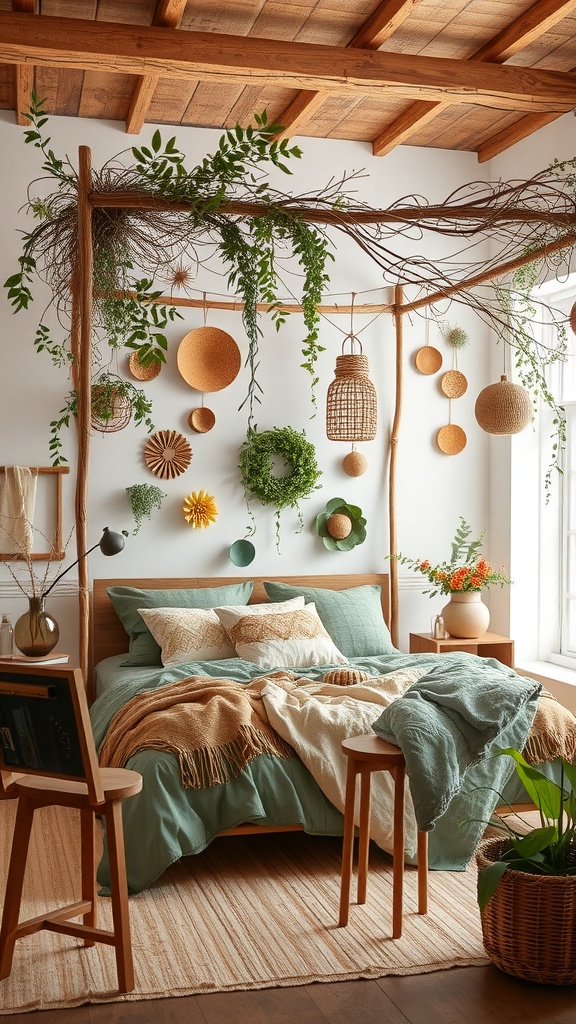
left=89, top=573, right=575, bottom=895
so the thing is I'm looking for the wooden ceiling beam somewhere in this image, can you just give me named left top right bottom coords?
left=1, top=12, right=576, bottom=111
left=476, top=110, right=570, bottom=161
left=275, top=0, right=420, bottom=140
left=12, top=0, right=35, bottom=126
left=372, top=0, right=576, bottom=156
left=125, top=0, right=188, bottom=136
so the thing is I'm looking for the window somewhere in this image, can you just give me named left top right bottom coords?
left=511, top=275, right=576, bottom=669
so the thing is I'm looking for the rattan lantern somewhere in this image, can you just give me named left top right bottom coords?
left=326, top=337, right=377, bottom=442
left=475, top=374, right=532, bottom=435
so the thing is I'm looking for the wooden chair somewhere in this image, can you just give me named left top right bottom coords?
left=339, top=734, right=428, bottom=937
left=0, top=663, right=142, bottom=993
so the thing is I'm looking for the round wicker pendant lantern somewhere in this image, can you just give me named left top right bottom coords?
left=326, top=337, right=377, bottom=442
left=475, top=374, right=532, bottom=435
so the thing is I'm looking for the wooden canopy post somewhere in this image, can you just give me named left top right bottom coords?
left=388, top=284, right=403, bottom=648
left=74, top=146, right=93, bottom=688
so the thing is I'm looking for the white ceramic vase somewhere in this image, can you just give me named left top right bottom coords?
left=441, top=591, right=490, bottom=639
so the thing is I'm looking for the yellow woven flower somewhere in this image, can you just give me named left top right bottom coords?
left=183, top=490, right=218, bottom=529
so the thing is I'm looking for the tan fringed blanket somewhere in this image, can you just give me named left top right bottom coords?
left=98, top=675, right=293, bottom=788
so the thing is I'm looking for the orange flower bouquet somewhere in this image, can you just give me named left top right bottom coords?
left=395, top=517, right=511, bottom=598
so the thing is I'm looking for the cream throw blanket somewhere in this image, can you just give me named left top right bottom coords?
left=0, top=465, right=37, bottom=553
left=250, top=667, right=427, bottom=860
left=99, top=675, right=293, bottom=788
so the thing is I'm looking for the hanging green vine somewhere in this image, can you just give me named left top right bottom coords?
left=4, top=100, right=337, bottom=457
left=497, top=253, right=568, bottom=498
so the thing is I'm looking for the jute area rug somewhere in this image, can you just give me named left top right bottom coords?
left=0, top=801, right=489, bottom=1015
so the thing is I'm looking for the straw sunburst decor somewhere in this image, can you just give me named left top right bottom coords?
left=144, top=430, right=192, bottom=479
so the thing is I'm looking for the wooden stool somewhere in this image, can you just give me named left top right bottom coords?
left=339, top=734, right=428, bottom=937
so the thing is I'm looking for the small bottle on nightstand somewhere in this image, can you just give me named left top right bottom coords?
left=433, top=614, right=446, bottom=640
left=0, top=614, right=14, bottom=658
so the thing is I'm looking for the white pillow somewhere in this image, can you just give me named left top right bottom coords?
left=217, top=602, right=348, bottom=670
left=214, top=595, right=305, bottom=633
left=137, top=606, right=236, bottom=666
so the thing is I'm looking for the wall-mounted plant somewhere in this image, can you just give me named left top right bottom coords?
left=126, top=483, right=167, bottom=535
left=239, top=426, right=322, bottom=550
left=442, top=324, right=469, bottom=349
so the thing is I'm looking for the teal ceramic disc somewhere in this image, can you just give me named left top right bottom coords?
left=229, top=539, right=256, bottom=567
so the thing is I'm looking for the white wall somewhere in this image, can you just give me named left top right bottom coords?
left=0, top=111, right=504, bottom=662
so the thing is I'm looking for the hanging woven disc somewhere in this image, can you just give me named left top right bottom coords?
left=415, top=346, right=442, bottom=374
left=437, top=424, right=467, bottom=455
left=177, top=327, right=241, bottom=392
left=342, top=450, right=368, bottom=476
left=570, top=302, right=576, bottom=335
left=188, top=407, right=216, bottom=433
left=474, top=375, right=532, bottom=435
left=441, top=369, right=468, bottom=398
left=128, top=352, right=161, bottom=382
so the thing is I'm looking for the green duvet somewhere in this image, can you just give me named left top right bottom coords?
left=90, top=650, right=546, bottom=894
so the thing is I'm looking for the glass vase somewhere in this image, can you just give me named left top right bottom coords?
left=14, top=596, right=59, bottom=657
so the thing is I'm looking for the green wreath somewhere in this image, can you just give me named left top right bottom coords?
left=239, top=426, right=322, bottom=545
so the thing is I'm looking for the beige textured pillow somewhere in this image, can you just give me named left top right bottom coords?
left=218, top=603, right=348, bottom=670
left=214, top=595, right=305, bottom=633
left=137, top=606, right=236, bottom=666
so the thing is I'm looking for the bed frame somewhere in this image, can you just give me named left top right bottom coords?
left=91, top=573, right=390, bottom=671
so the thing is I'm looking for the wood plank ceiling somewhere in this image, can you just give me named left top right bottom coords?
left=0, top=0, right=575, bottom=160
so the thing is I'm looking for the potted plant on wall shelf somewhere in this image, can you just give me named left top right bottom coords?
left=474, top=747, right=576, bottom=985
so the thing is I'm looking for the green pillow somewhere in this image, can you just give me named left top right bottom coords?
left=108, top=582, right=254, bottom=666
left=263, top=581, right=395, bottom=659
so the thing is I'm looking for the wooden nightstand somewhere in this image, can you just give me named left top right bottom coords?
left=409, top=632, right=514, bottom=668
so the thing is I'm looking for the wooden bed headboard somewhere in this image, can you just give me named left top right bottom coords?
left=91, top=573, right=389, bottom=670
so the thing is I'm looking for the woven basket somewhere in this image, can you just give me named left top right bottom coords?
left=475, top=375, right=532, bottom=435
left=476, top=836, right=576, bottom=985
left=90, top=385, right=133, bottom=433
left=326, top=353, right=377, bottom=441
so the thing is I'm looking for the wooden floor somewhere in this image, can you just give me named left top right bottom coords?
left=9, top=967, right=576, bottom=1023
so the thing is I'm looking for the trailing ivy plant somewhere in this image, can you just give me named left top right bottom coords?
left=497, top=253, right=568, bottom=498
left=5, top=100, right=337, bottom=456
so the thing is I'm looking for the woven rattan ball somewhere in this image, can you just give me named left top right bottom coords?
left=342, top=450, right=368, bottom=476
left=326, top=513, right=352, bottom=540
left=475, top=375, right=532, bottom=435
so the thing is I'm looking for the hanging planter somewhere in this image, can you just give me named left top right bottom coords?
left=475, top=375, right=532, bottom=435
left=326, top=335, right=377, bottom=442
